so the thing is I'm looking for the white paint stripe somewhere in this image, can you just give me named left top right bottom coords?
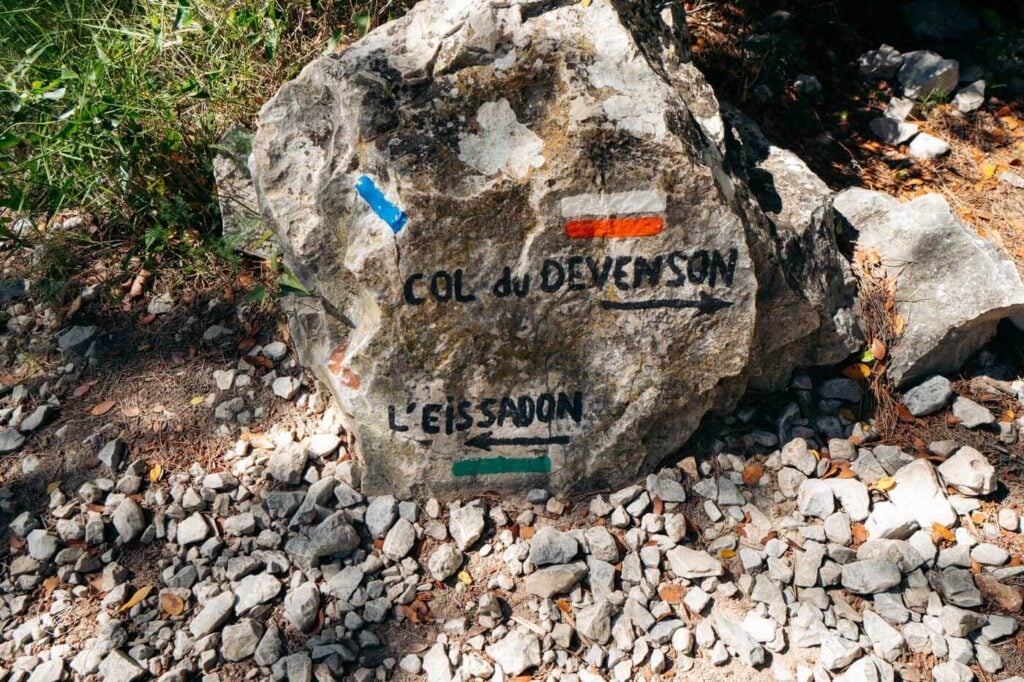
left=560, top=190, right=666, bottom=218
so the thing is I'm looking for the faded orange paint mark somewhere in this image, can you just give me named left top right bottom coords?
left=564, top=216, right=664, bottom=239
left=327, top=344, right=361, bottom=389
left=327, top=345, right=346, bottom=375
left=341, top=368, right=361, bottom=389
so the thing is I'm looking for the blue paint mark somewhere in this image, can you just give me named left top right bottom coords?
left=355, top=175, right=408, bottom=234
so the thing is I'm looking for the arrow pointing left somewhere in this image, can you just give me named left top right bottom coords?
left=464, top=431, right=571, bottom=452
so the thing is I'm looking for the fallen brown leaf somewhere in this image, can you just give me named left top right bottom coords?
left=73, top=380, right=99, bottom=398
left=244, top=355, right=274, bottom=369
left=741, top=462, right=763, bottom=486
left=932, top=523, right=955, bottom=543
left=895, top=403, right=919, bottom=423
left=870, top=337, right=887, bottom=360
left=161, top=593, right=185, bottom=616
left=118, top=585, right=152, bottom=612
left=842, top=363, right=871, bottom=380
left=90, top=400, right=115, bottom=416
left=659, top=584, right=683, bottom=604
left=42, top=575, right=59, bottom=598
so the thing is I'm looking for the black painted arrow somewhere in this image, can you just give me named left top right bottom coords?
left=465, top=431, right=571, bottom=452
left=600, top=291, right=732, bottom=316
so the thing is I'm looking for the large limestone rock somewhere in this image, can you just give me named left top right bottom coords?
left=214, top=125, right=276, bottom=259
left=835, top=188, right=1024, bottom=387
left=252, top=0, right=857, bottom=495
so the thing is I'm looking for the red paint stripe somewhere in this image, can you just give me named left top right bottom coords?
left=565, top=216, right=664, bottom=239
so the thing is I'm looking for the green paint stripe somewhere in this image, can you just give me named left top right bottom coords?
left=452, top=456, right=552, bottom=477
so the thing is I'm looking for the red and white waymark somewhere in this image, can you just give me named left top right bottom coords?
left=560, top=190, right=667, bottom=239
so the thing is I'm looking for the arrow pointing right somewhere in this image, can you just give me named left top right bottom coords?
left=600, top=290, right=733, bottom=316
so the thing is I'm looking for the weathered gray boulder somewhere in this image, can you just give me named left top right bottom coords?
left=898, top=51, right=959, bottom=100
left=252, top=0, right=858, bottom=495
left=835, top=188, right=1024, bottom=387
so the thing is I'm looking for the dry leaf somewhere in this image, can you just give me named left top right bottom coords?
left=73, top=380, right=99, bottom=398
left=520, top=526, right=535, bottom=540
left=90, top=400, right=115, bottom=416
left=161, top=593, right=185, bottom=616
left=870, top=338, right=887, bottom=360
left=400, top=604, right=423, bottom=623
left=122, top=406, right=141, bottom=417
left=149, top=464, right=163, bottom=483
left=895, top=403, right=918, bottom=423
left=457, top=570, right=473, bottom=585
left=659, top=584, right=683, bottom=604
left=837, top=469, right=858, bottom=479
left=42, top=575, right=59, bottom=598
left=652, top=496, right=664, bottom=516
left=243, top=355, right=274, bottom=369
left=931, top=523, right=955, bottom=542
left=893, top=315, right=906, bottom=335
left=190, top=396, right=205, bottom=406
left=238, top=338, right=256, bottom=352
left=971, top=512, right=986, bottom=524
left=64, top=295, right=83, bottom=320
left=870, top=476, right=896, bottom=492
left=741, top=463, right=763, bottom=486
left=556, top=599, right=572, bottom=614
left=842, top=363, right=872, bottom=381
left=838, top=407, right=856, bottom=421
left=719, top=549, right=736, bottom=559
left=851, top=523, right=869, bottom=544
left=118, top=585, right=152, bottom=612
left=139, top=313, right=156, bottom=325
left=45, top=480, right=62, bottom=494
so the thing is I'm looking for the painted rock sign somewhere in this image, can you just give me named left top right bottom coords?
left=252, top=0, right=858, bottom=496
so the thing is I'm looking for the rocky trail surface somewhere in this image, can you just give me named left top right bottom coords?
left=0, top=280, right=1022, bottom=682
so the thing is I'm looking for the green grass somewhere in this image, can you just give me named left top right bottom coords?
left=0, top=0, right=411, bottom=273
